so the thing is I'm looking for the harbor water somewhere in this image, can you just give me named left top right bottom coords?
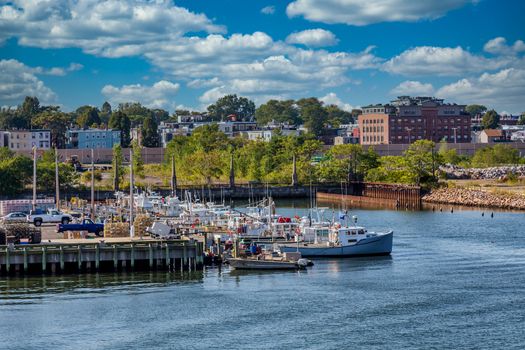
left=1, top=204, right=525, bottom=349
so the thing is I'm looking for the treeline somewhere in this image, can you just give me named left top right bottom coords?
left=0, top=94, right=359, bottom=150
left=157, top=135, right=524, bottom=188
left=1, top=133, right=523, bottom=195
left=0, top=97, right=165, bottom=148
left=0, top=148, right=77, bottom=196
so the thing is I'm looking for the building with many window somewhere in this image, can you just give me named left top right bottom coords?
left=359, top=96, right=471, bottom=145
left=65, top=128, right=121, bottom=149
left=3, top=129, right=51, bottom=151
left=218, top=121, right=257, bottom=137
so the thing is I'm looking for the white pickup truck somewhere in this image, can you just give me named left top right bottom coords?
left=27, top=209, right=73, bottom=227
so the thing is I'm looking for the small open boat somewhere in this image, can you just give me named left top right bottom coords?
left=227, top=250, right=311, bottom=270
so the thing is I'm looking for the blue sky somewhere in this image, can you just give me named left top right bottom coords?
left=1, top=0, right=524, bottom=114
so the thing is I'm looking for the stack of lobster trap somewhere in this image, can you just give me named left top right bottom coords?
left=0, top=222, right=42, bottom=245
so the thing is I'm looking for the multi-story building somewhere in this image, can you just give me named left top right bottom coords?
left=218, top=121, right=257, bottom=137
left=65, top=128, right=121, bottom=149
left=359, top=96, right=471, bottom=145
left=158, top=121, right=215, bottom=147
left=4, top=129, right=51, bottom=151
left=0, top=131, right=8, bottom=148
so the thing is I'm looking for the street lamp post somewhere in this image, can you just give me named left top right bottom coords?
left=452, top=127, right=458, bottom=144
left=405, top=127, right=413, bottom=145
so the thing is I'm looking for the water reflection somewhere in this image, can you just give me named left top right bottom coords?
left=0, top=271, right=204, bottom=303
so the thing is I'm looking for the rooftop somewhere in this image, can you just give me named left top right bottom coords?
left=482, top=129, right=504, bottom=137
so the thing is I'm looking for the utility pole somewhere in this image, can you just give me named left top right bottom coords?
left=90, top=148, right=95, bottom=220
left=55, top=147, right=60, bottom=210
left=452, top=127, right=458, bottom=144
left=171, top=155, right=177, bottom=196
left=291, top=154, right=298, bottom=187
left=229, top=153, right=235, bottom=189
left=129, top=148, right=134, bottom=237
left=32, top=146, right=37, bottom=211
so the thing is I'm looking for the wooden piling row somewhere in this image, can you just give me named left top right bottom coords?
left=0, top=239, right=204, bottom=275
left=363, top=182, right=421, bottom=209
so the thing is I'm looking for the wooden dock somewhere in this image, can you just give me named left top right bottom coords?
left=0, top=238, right=204, bottom=275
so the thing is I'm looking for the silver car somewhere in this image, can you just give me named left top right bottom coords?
left=1, top=212, right=28, bottom=223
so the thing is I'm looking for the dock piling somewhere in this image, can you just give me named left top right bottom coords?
left=1, top=239, right=203, bottom=275
left=41, top=246, right=47, bottom=272
left=23, top=247, right=28, bottom=272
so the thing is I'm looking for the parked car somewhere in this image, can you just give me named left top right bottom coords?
left=1, top=212, right=28, bottom=223
left=57, top=218, right=104, bottom=237
left=27, top=208, right=72, bottom=227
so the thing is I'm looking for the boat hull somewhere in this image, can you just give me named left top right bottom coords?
left=228, top=258, right=300, bottom=270
left=279, top=231, right=393, bottom=257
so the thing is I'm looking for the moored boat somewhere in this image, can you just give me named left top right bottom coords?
left=227, top=256, right=309, bottom=270
left=279, top=216, right=393, bottom=257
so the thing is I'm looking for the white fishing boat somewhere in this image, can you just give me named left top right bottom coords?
left=279, top=216, right=393, bottom=257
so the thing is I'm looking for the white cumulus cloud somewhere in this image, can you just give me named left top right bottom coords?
left=286, top=28, right=338, bottom=47
left=320, top=92, right=355, bottom=111
left=436, top=68, right=525, bottom=114
left=483, top=37, right=525, bottom=55
left=0, top=1, right=387, bottom=105
left=390, top=81, right=435, bottom=95
left=0, top=59, right=57, bottom=105
left=0, top=0, right=224, bottom=56
left=286, top=0, right=475, bottom=26
left=101, top=80, right=180, bottom=111
left=383, top=45, right=514, bottom=76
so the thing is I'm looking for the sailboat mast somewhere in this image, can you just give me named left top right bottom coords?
left=55, top=148, right=60, bottom=210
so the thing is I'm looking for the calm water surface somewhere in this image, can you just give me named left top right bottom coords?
left=1, top=205, right=525, bottom=350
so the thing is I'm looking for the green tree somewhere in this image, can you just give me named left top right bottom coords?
left=76, top=106, right=101, bottom=128
left=141, top=116, right=159, bottom=147
left=32, top=110, right=71, bottom=148
left=481, top=110, right=500, bottom=129
left=255, top=99, right=299, bottom=125
left=325, top=104, right=354, bottom=127
left=0, top=155, right=32, bottom=196
left=186, top=150, right=226, bottom=185
left=81, top=169, right=103, bottom=185
left=297, top=98, right=327, bottom=137
left=207, top=94, right=255, bottom=121
left=319, top=144, right=378, bottom=182
left=190, top=124, right=229, bottom=152
left=404, top=140, right=440, bottom=186
left=37, top=150, right=78, bottom=191
left=0, top=147, right=14, bottom=162
left=112, top=144, right=124, bottom=190
left=151, top=109, right=169, bottom=123
left=0, top=108, right=28, bottom=129
left=108, top=111, right=131, bottom=147
left=466, top=104, right=487, bottom=116
left=100, top=101, right=112, bottom=124
left=438, top=140, right=461, bottom=165
left=131, top=140, right=144, bottom=179
left=115, top=103, right=149, bottom=127
left=365, top=156, right=413, bottom=184
left=471, top=144, right=520, bottom=167
left=21, top=96, right=41, bottom=117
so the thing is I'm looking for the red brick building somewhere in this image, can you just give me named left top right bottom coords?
left=359, top=96, right=471, bottom=145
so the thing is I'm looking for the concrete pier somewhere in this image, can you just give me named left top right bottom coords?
left=0, top=238, right=204, bottom=275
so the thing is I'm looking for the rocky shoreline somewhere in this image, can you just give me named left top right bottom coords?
left=422, top=187, right=525, bottom=210
left=441, top=165, right=525, bottom=180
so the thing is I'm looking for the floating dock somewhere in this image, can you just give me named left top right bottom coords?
left=0, top=238, right=204, bottom=275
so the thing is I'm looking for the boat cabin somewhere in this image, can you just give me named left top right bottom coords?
left=331, top=226, right=378, bottom=245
